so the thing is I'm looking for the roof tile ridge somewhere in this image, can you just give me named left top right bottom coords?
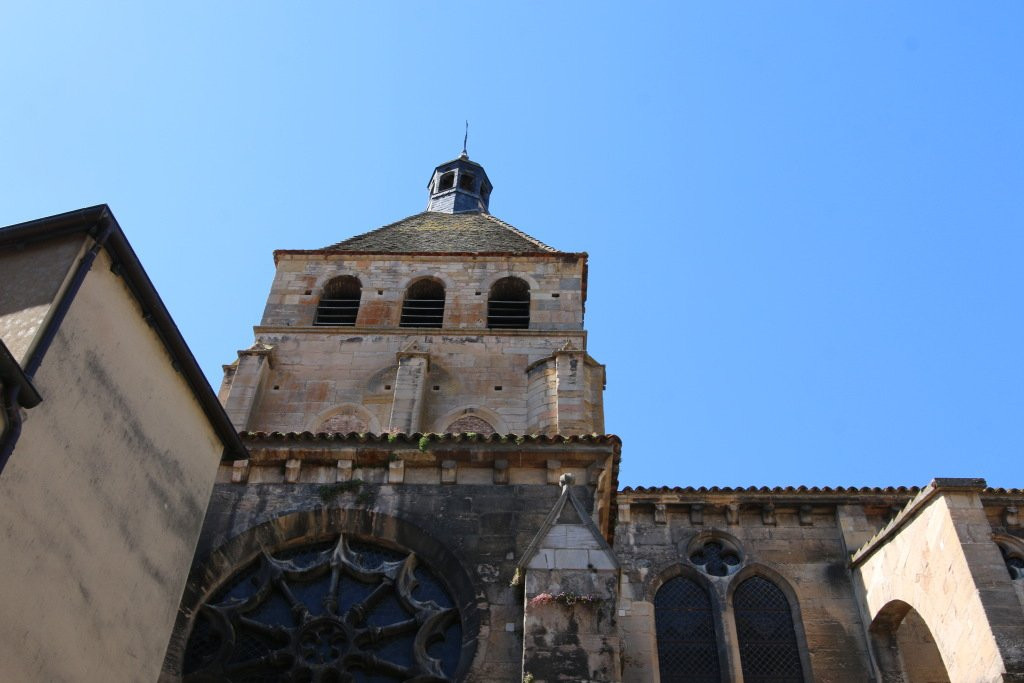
left=481, top=213, right=559, bottom=252
left=324, top=212, right=431, bottom=250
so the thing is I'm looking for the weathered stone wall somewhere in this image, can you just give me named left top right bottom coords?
left=0, top=233, right=83, bottom=362
left=164, top=439, right=620, bottom=682
left=852, top=482, right=1024, bottom=682
left=614, top=491, right=879, bottom=682
left=223, top=252, right=603, bottom=437
left=263, top=253, right=585, bottom=331
left=0, top=247, right=225, bottom=683
left=232, top=330, right=603, bottom=435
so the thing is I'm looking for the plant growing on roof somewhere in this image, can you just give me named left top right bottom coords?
left=528, top=591, right=599, bottom=607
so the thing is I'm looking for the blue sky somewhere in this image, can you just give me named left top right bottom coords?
left=2, top=2, right=1022, bottom=488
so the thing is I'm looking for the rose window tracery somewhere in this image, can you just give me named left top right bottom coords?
left=182, top=535, right=462, bottom=682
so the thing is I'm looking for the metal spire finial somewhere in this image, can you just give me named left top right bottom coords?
left=462, top=120, right=469, bottom=158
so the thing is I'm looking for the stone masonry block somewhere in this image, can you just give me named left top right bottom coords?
left=493, top=459, right=509, bottom=485
left=284, top=459, right=301, bottom=483
left=388, top=459, right=405, bottom=484
left=654, top=504, right=667, bottom=525
left=441, top=460, right=457, bottom=484
left=231, top=459, right=250, bottom=484
left=546, top=460, right=561, bottom=485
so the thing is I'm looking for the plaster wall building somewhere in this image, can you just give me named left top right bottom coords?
left=0, top=207, right=245, bottom=682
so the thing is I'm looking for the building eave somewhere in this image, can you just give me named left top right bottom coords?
left=0, top=205, right=248, bottom=461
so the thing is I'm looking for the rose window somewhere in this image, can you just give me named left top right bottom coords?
left=689, top=540, right=741, bottom=577
left=182, top=535, right=462, bottom=682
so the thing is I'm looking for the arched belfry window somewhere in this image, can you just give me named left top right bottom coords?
left=487, top=277, right=530, bottom=329
left=734, top=576, right=804, bottom=682
left=182, top=535, right=463, bottom=681
left=314, top=276, right=361, bottom=326
left=654, top=576, right=721, bottom=682
left=400, top=278, right=445, bottom=328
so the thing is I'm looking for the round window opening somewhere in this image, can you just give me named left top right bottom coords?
left=689, top=538, right=742, bottom=577
left=182, top=535, right=463, bottom=682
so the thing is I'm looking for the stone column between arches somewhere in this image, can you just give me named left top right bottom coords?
left=389, top=349, right=429, bottom=433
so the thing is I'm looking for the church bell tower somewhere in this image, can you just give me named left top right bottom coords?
left=219, top=152, right=605, bottom=438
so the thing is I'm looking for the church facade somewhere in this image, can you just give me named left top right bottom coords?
left=156, top=154, right=1024, bottom=682
left=2, top=155, right=1021, bottom=682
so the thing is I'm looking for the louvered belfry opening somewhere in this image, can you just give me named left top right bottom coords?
left=734, top=576, right=804, bottom=682
left=314, top=275, right=361, bottom=326
left=487, top=277, right=530, bottom=329
left=655, top=576, right=721, bottom=682
left=400, top=278, right=445, bottom=328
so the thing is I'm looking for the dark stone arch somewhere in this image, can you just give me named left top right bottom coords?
left=869, top=599, right=950, bottom=683
left=162, top=507, right=480, bottom=681
left=315, top=275, right=362, bottom=326
left=727, top=565, right=812, bottom=683
left=653, top=568, right=724, bottom=683
left=487, top=276, right=530, bottom=329
left=400, top=277, right=445, bottom=328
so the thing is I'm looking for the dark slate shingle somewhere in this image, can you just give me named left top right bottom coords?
left=324, top=211, right=559, bottom=254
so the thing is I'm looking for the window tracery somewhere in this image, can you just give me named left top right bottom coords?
left=689, top=539, right=742, bottom=577
left=654, top=576, right=721, bottom=682
left=182, top=535, right=462, bottom=682
left=734, top=576, right=804, bottom=682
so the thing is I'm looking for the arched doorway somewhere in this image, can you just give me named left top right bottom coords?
left=869, top=600, right=950, bottom=683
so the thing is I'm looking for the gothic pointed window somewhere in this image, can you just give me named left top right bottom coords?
left=182, top=535, right=463, bottom=682
left=734, top=576, right=804, bottom=682
left=314, top=276, right=361, bottom=326
left=400, top=279, right=445, bottom=328
left=997, top=542, right=1024, bottom=579
left=654, top=576, right=721, bottom=682
left=487, top=277, right=530, bottom=329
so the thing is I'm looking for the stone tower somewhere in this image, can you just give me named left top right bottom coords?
left=219, top=153, right=605, bottom=439
left=169, top=155, right=621, bottom=682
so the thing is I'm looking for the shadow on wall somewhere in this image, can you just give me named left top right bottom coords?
left=869, top=600, right=950, bottom=683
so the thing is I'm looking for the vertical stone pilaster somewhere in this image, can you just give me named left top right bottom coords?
left=527, top=360, right=559, bottom=435
left=526, top=345, right=595, bottom=436
left=222, top=342, right=274, bottom=431
left=554, top=349, right=587, bottom=434
left=388, top=350, right=429, bottom=433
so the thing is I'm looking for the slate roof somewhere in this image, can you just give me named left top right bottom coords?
left=323, top=211, right=559, bottom=254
